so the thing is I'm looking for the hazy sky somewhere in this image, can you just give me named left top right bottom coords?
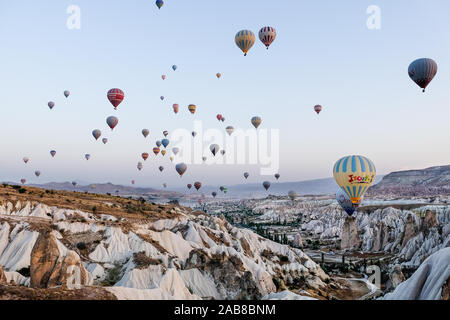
left=0, top=0, right=449, bottom=188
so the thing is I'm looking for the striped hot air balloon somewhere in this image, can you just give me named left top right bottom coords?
left=408, top=58, right=438, bottom=92
left=258, top=26, right=276, bottom=49
left=107, top=88, right=124, bottom=109
left=173, top=104, right=179, bottom=114
left=188, top=104, right=196, bottom=114
left=235, top=30, right=255, bottom=56
left=333, top=155, right=376, bottom=206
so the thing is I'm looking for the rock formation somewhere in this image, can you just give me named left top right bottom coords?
left=341, top=216, right=360, bottom=250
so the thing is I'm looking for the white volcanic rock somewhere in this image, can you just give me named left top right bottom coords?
left=382, top=247, right=450, bottom=300
left=263, top=290, right=317, bottom=300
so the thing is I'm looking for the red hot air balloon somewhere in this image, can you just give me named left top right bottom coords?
left=194, top=181, right=202, bottom=191
left=314, top=105, right=322, bottom=115
left=153, top=147, right=160, bottom=155
left=106, top=116, right=119, bottom=130
left=142, top=153, right=149, bottom=161
left=131, top=180, right=135, bottom=185
left=107, top=88, right=124, bottom=109
left=216, top=114, right=223, bottom=121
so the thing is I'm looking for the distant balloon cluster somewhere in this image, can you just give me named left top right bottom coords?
left=235, top=26, right=277, bottom=56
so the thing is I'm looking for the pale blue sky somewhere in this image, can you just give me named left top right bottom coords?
left=0, top=0, right=449, bottom=187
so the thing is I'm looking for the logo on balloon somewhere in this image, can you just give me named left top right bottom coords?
left=348, top=174, right=375, bottom=184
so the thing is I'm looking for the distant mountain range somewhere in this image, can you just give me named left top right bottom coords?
left=368, top=165, right=450, bottom=196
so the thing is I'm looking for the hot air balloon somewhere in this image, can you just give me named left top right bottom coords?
left=202, top=156, right=207, bottom=162
left=217, top=114, right=223, bottom=121
left=251, top=116, right=261, bottom=129
left=107, top=88, right=124, bottom=109
left=35, top=170, right=41, bottom=177
left=258, top=26, right=276, bottom=49
left=198, top=198, right=203, bottom=205
left=23, top=157, right=29, bottom=164
left=92, top=129, right=101, bottom=140
left=163, top=130, right=168, bottom=137
left=408, top=58, right=438, bottom=92
left=102, top=138, right=108, bottom=144
left=161, top=75, right=166, bottom=80
left=137, top=162, right=143, bottom=171
left=142, top=153, right=149, bottom=161
left=210, top=144, right=219, bottom=156
left=188, top=104, right=196, bottom=114
left=91, top=184, right=96, bottom=189
left=160, top=96, right=165, bottom=101
left=162, top=139, right=169, bottom=148
left=85, top=154, right=90, bottom=160
left=187, top=184, right=192, bottom=189
left=191, top=131, right=197, bottom=137
left=336, top=188, right=356, bottom=216
left=220, top=150, right=226, bottom=156
left=172, top=147, right=180, bottom=156
left=223, top=188, right=228, bottom=194
left=212, top=191, right=217, bottom=198
left=263, top=181, right=271, bottom=190
left=161, top=150, right=166, bottom=156
left=156, top=140, right=162, bottom=147
left=20, top=179, right=26, bottom=184
left=142, top=129, right=149, bottom=138
left=156, top=0, right=163, bottom=9
left=72, top=181, right=77, bottom=186
left=244, top=172, right=249, bottom=179
left=50, top=150, right=56, bottom=158
left=170, top=155, right=174, bottom=162
left=153, top=147, right=160, bottom=155
left=274, top=173, right=280, bottom=180
left=64, top=90, right=70, bottom=98
left=175, top=162, right=187, bottom=177
left=106, top=116, right=118, bottom=130
left=48, top=101, right=55, bottom=109
left=225, top=126, right=234, bottom=136
left=333, top=155, right=376, bottom=206
left=163, top=183, right=167, bottom=188
left=221, top=117, right=225, bottom=122
left=172, top=65, right=177, bottom=71
left=235, top=30, right=255, bottom=56
left=131, top=180, right=135, bottom=185
left=194, top=181, right=202, bottom=191
left=159, top=166, right=164, bottom=172
left=219, top=186, right=224, bottom=192
left=288, top=190, right=297, bottom=201
left=314, top=105, right=322, bottom=115
left=216, top=73, right=221, bottom=79
left=173, top=104, right=179, bottom=114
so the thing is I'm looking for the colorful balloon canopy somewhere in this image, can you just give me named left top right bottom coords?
left=156, top=0, right=164, bottom=9
left=216, top=73, right=222, bottom=79
left=156, top=140, right=162, bottom=147
left=161, top=150, right=166, bottom=156
left=92, top=129, right=101, bottom=140
left=188, top=104, right=196, bottom=114
left=161, top=75, right=166, bottom=80
left=217, top=114, right=223, bottom=121
left=176, top=163, right=187, bottom=177
left=163, top=130, right=168, bottom=137
left=107, top=88, right=124, bottom=109
left=314, top=105, right=322, bottom=115
left=336, top=188, right=356, bottom=216
left=225, top=126, right=234, bottom=136
left=64, top=90, right=70, bottom=98
left=153, top=147, right=160, bottom=155
left=408, top=58, right=438, bottom=92
left=173, top=104, right=179, bottom=114
left=259, top=26, right=276, bottom=49
left=162, top=139, right=169, bottom=148
left=106, top=116, right=119, bottom=130
left=142, top=152, right=149, bottom=161
left=263, top=181, right=271, bottom=190
left=21, top=179, right=26, bottom=184
left=288, top=190, right=297, bottom=201
left=251, top=116, right=262, bottom=129
left=48, top=101, right=55, bottom=109
left=235, top=30, right=255, bottom=56
left=194, top=181, right=202, bottom=190
left=142, top=129, right=149, bottom=138
left=333, top=155, right=376, bottom=206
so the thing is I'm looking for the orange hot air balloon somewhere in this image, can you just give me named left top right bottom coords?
left=216, top=73, right=221, bottom=79
left=142, top=153, right=149, bottom=161
left=173, top=104, right=179, bottom=114
left=153, top=147, right=160, bottom=155
left=188, top=104, right=196, bottom=114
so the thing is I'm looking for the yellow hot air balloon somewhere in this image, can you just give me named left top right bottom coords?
left=188, top=104, right=196, bottom=114
left=235, top=30, right=255, bottom=56
left=333, top=155, right=376, bottom=206
left=161, top=150, right=166, bottom=156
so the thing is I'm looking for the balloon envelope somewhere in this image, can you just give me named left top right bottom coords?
left=408, top=58, right=438, bottom=92
left=314, top=105, right=322, bottom=114
left=173, top=104, right=179, bottom=114
left=259, top=26, right=276, bottom=49
left=172, top=147, right=180, bottom=155
left=212, top=192, right=217, bottom=198
left=106, top=116, right=118, bottom=130
left=162, top=139, right=169, bottom=148
left=153, top=147, right=160, bottom=155
left=187, top=184, right=192, bottom=189
left=175, top=163, right=187, bottom=176
left=244, top=172, right=249, bottom=179
left=102, top=138, right=108, bottom=144
left=48, top=101, right=55, bottom=109
left=142, top=129, right=149, bottom=138
left=188, top=104, right=196, bottom=114
left=274, top=173, right=280, bottom=180
left=85, top=154, right=90, bottom=160
left=50, top=150, right=56, bottom=157
left=23, top=157, right=29, bottom=164
left=288, top=190, right=297, bottom=201
left=225, top=126, right=234, bottom=136
left=35, top=170, right=41, bottom=177
left=107, top=88, right=124, bottom=109
left=142, top=153, right=149, bottom=161
left=172, top=65, right=177, bottom=71
left=216, top=73, right=221, bottom=79
left=64, top=90, right=70, bottom=98
left=159, top=166, right=164, bottom=172
left=92, top=129, right=101, bottom=140
left=156, top=0, right=163, bottom=9
left=235, top=30, right=255, bottom=56
left=210, top=144, right=219, bottom=156
left=333, top=155, right=376, bottom=206
left=336, top=188, right=356, bottom=216
left=194, top=182, right=202, bottom=190
left=251, top=116, right=262, bottom=129
left=263, top=181, right=271, bottom=190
